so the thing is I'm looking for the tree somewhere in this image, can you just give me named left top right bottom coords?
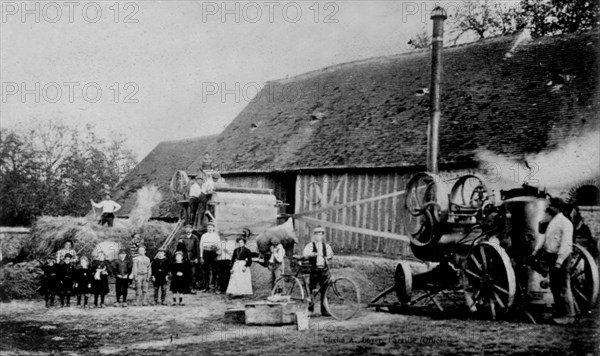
left=521, top=0, right=599, bottom=37
left=449, top=0, right=528, bottom=43
left=0, top=121, right=138, bottom=226
left=408, top=28, right=431, bottom=50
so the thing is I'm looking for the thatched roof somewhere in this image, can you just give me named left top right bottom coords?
left=203, top=30, right=599, bottom=173
left=113, top=135, right=217, bottom=217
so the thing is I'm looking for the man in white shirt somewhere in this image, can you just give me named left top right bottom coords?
left=200, top=222, right=222, bottom=292
left=302, top=226, right=334, bottom=316
left=90, top=193, right=121, bottom=227
left=188, top=175, right=202, bottom=226
left=216, top=238, right=236, bottom=294
left=197, top=173, right=220, bottom=227
left=532, top=198, right=575, bottom=324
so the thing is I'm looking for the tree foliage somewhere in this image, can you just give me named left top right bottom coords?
left=0, top=121, right=137, bottom=226
left=521, top=0, right=599, bottom=37
left=449, top=0, right=528, bottom=42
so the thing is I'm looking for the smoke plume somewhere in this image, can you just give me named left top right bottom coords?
left=476, top=131, right=600, bottom=195
left=129, top=185, right=163, bottom=230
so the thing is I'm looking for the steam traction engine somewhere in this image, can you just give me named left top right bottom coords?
left=370, top=172, right=599, bottom=321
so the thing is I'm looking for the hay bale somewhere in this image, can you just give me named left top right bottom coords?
left=0, top=261, right=43, bottom=301
left=27, top=215, right=174, bottom=261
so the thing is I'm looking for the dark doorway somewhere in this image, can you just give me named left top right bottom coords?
left=271, top=173, right=297, bottom=217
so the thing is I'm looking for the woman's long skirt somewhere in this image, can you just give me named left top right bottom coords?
left=226, top=261, right=253, bottom=296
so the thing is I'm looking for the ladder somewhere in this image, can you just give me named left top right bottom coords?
left=154, top=218, right=185, bottom=259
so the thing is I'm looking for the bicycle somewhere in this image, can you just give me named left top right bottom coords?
left=271, top=255, right=361, bottom=320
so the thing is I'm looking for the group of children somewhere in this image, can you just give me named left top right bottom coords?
left=42, top=252, right=110, bottom=308
left=42, top=233, right=254, bottom=308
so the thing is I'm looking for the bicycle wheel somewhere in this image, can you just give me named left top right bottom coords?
left=271, top=276, right=305, bottom=304
left=324, top=277, right=361, bottom=320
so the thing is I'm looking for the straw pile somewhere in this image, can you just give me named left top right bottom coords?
left=27, top=215, right=175, bottom=261
left=0, top=260, right=43, bottom=301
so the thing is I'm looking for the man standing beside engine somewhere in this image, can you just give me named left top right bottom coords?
left=532, top=198, right=575, bottom=325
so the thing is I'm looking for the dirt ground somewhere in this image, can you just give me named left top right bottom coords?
left=1, top=289, right=598, bottom=356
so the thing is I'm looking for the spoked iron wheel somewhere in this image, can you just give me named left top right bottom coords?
left=324, top=277, right=361, bottom=320
left=569, top=244, right=599, bottom=315
left=271, top=276, right=306, bottom=306
left=462, top=242, right=516, bottom=320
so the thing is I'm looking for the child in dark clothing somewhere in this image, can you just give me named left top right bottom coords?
left=91, top=252, right=112, bottom=308
left=74, top=256, right=94, bottom=308
left=58, top=254, right=75, bottom=307
left=151, top=249, right=170, bottom=305
left=42, top=257, right=60, bottom=308
left=170, top=252, right=188, bottom=306
left=112, top=249, right=132, bottom=307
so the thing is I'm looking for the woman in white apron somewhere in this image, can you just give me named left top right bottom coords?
left=226, top=237, right=253, bottom=296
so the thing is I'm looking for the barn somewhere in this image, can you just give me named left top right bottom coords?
left=115, top=30, right=600, bottom=259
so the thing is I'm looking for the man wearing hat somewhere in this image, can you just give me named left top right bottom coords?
left=302, top=226, right=334, bottom=316
left=188, top=175, right=203, bottom=226
left=112, top=249, right=132, bottom=307
left=91, top=193, right=121, bottom=227
left=531, top=198, right=575, bottom=324
left=180, top=225, right=201, bottom=292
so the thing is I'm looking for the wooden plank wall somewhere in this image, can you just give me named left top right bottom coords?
left=222, top=174, right=291, bottom=214
left=294, top=168, right=478, bottom=258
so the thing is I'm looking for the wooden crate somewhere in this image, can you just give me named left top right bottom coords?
left=244, top=301, right=297, bottom=325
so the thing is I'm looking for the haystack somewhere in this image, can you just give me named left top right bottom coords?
left=28, top=215, right=174, bottom=261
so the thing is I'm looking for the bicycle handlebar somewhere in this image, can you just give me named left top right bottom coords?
left=292, top=255, right=309, bottom=261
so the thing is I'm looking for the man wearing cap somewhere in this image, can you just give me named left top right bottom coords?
left=302, top=226, right=334, bottom=316
left=531, top=198, right=575, bottom=324
left=91, top=193, right=121, bottom=227
left=112, top=249, right=132, bottom=307
left=181, top=225, right=201, bottom=292
left=188, top=175, right=203, bottom=226
left=200, top=222, right=222, bottom=292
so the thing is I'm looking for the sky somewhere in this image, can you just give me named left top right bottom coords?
left=1, top=0, right=466, bottom=159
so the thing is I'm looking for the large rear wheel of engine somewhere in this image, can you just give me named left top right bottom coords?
left=569, top=244, right=599, bottom=315
left=462, top=242, right=516, bottom=320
